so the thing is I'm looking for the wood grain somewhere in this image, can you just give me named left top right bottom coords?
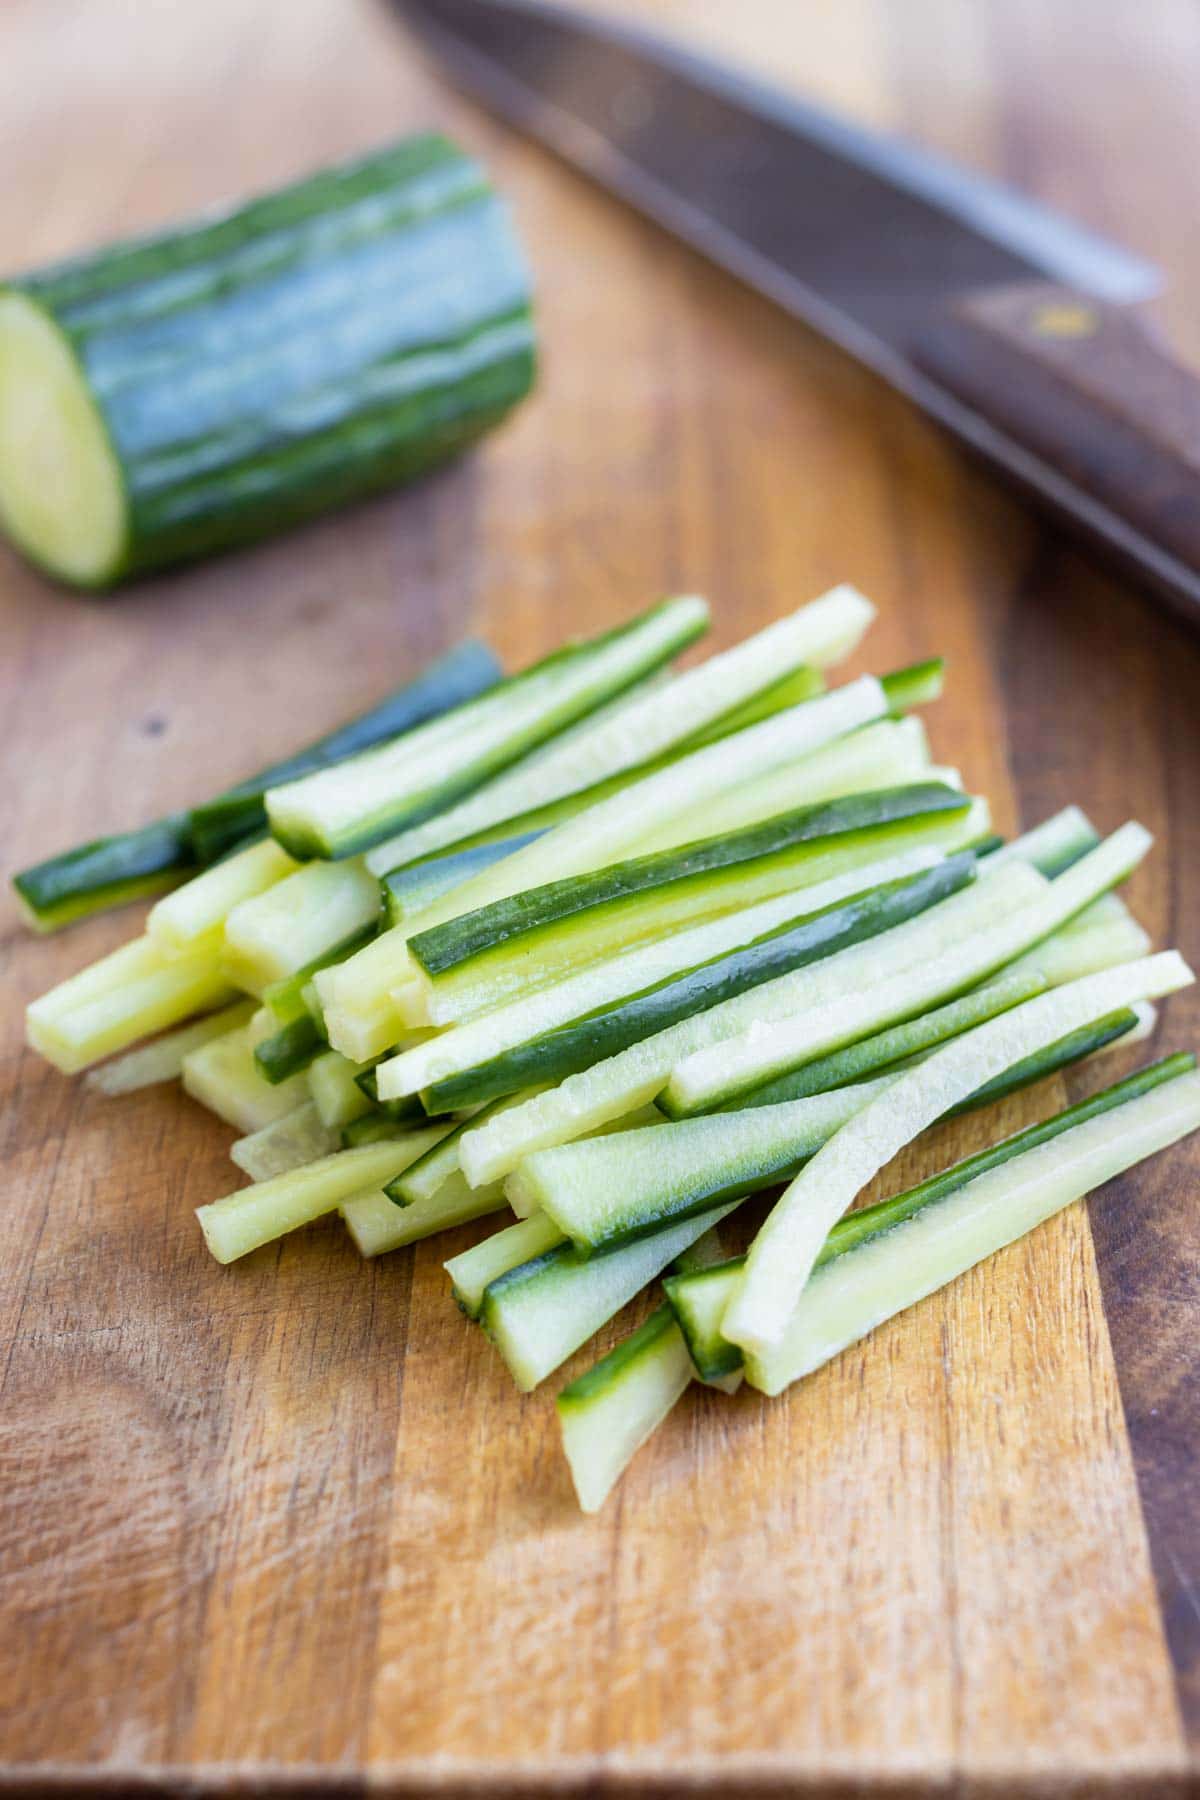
left=1, top=0, right=1198, bottom=1792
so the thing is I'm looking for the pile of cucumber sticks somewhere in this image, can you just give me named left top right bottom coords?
left=20, top=588, right=1200, bottom=1512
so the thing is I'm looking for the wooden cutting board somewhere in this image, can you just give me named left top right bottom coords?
left=1, top=0, right=1197, bottom=1792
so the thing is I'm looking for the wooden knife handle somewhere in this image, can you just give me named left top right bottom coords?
left=914, top=280, right=1200, bottom=581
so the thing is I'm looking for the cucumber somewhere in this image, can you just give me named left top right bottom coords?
left=382, top=852, right=975, bottom=1112
left=520, top=1077, right=898, bottom=1254
left=196, top=1125, right=454, bottom=1264
left=949, top=1006, right=1142, bottom=1115
left=407, top=783, right=973, bottom=1009
left=25, top=932, right=236, bottom=1075
left=1002, top=910, right=1151, bottom=988
left=0, top=137, right=534, bottom=589
left=352, top=1063, right=431, bottom=1126
left=414, top=798, right=980, bottom=1027
left=478, top=1202, right=737, bottom=1391
left=266, top=597, right=709, bottom=860
left=384, top=1096, right=511, bottom=1206
left=261, top=924, right=377, bottom=1023
left=662, top=1264, right=748, bottom=1385
left=181, top=1022, right=311, bottom=1134
left=744, top=1058, right=1200, bottom=1395
left=987, top=806, right=1099, bottom=880
left=378, top=709, right=933, bottom=929
left=878, top=658, right=944, bottom=712
left=84, top=998, right=256, bottom=1096
left=11, top=641, right=499, bottom=933
left=697, top=970, right=1047, bottom=1115
left=341, top=1113, right=411, bottom=1148
left=455, top=858, right=1044, bottom=1188
left=12, top=814, right=198, bottom=935
left=360, top=587, right=873, bottom=878
left=383, top=832, right=543, bottom=926
left=317, top=672, right=894, bottom=1062
left=504, top=1104, right=667, bottom=1219
left=222, top=858, right=382, bottom=993
left=678, top=664, right=825, bottom=746
left=341, top=1171, right=508, bottom=1258
left=445, top=1211, right=565, bottom=1317
left=628, top=714, right=936, bottom=859
left=230, top=1101, right=341, bottom=1182
left=663, top=1054, right=1197, bottom=1383
left=556, top=1306, right=695, bottom=1512
left=511, top=999, right=1147, bottom=1257
left=188, top=641, right=503, bottom=862
left=392, top=1095, right=662, bottom=1214
left=148, top=839, right=298, bottom=949
left=661, top=823, right=1152, bottom=1116
left=252, top=1013, right=326, bottom=1085
left=722, top=950, right=1192, bottom=1358
left=308, top=1050, right=375, bottom=1130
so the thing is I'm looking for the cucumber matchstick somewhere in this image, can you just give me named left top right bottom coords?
left=12, top=640, right=501, bottom=932
left=664, top=1054, right=1200, bottom=1386
left=722, top=950, right=1192, bottom=1359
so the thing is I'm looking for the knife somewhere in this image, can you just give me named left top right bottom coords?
left=393, top=0, right=1200, bottom=624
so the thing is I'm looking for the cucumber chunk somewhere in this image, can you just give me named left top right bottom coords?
left=0, top=136, right=535, bottom=588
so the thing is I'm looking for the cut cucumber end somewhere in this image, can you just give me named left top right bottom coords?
left=0, top=291, right=128, bottom=587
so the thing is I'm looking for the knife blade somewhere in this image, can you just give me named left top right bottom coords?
left=393, top=0, right=1200, bottom=624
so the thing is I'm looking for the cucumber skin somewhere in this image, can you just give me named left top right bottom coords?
left=383, top=831, right=544, bottom=927
left=12, top=642, right=495, bottom=934
left=420, top=855, right=976, bottom=1114
left=188, top=641, right=502, bottom=862
left=5, top=135, right=535, bottom=588
left=13, top=813, right=196, bottom=929
left=709, top=973, right=1046, bottom=1115
left=253, top=1014, right=324, bottom=1085
left=557, top=1303, right=679, bottom=1406
left=947, top=1008, right=1138, bottom=1116
left=409, top=782, right=969, bottom=978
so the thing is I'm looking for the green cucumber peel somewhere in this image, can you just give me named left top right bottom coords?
left=382, top=831, right=542, bottom=927
left=252, top=1013, right=324, bottom=1085
left=13, top=813, right=197, bottom=933
left=478, top=1201, right=737, bottom=1391
left=417, top=855, right=976, bottom=1114
left=261, top=922, right=378, bottom=1023
left=266, top=598, right=710, bottom=860
left=341, top=1114, right=410, bottom=1148
left=557, top=1303, right=680, bottom=1406
left=408, top=782, right=970, bottom=981
left=695, top=969, right=1048, bottom=1116
left=879, top=658, right=944, bottom=713
left=187, top=642, right=502, bottom=861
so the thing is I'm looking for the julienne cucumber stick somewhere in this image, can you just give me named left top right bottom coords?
left=0, top=134, right=536, bottom=589
left=11, top=639, right=502, bottom=933
left=16, top=548, right=1200, bottom=1514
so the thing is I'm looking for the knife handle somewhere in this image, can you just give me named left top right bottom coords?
left=914, top=281, right=1200, bottom=591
